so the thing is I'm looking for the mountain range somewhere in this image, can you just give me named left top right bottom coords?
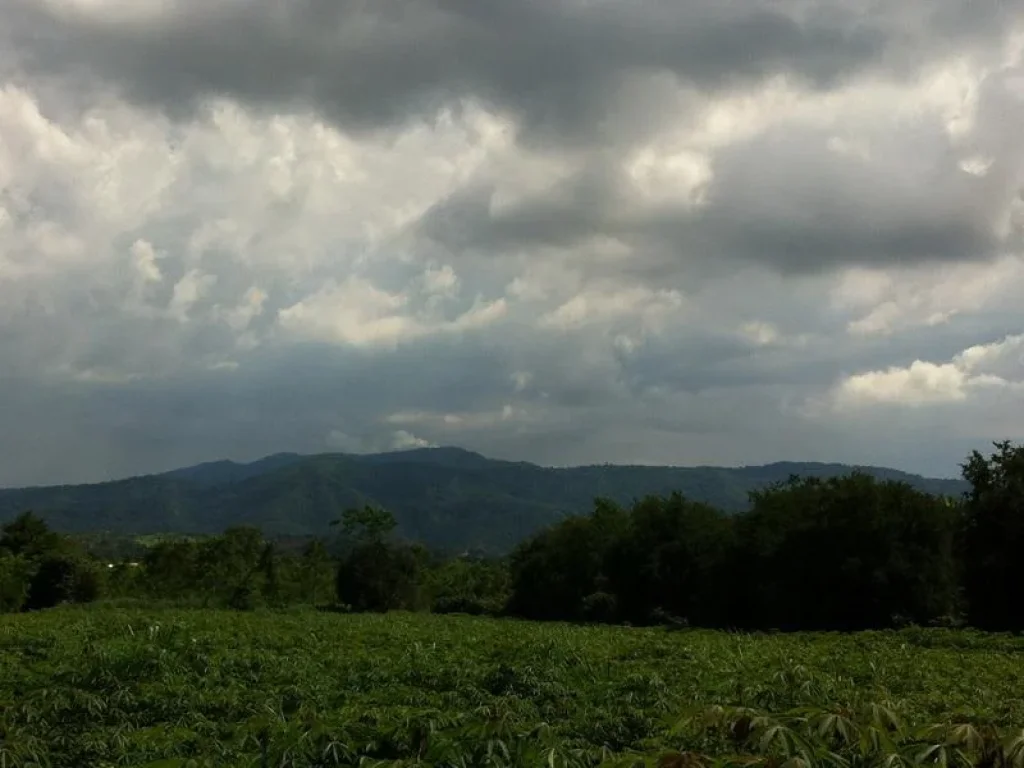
left=0, top=447, right=969, bottom=553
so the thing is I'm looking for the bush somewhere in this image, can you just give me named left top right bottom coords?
left=581, top=591, right=618, bottom=623
left=25, top=556, right=102, bottom=610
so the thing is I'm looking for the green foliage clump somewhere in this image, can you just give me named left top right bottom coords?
left=425, top=556, right=510, bottom=615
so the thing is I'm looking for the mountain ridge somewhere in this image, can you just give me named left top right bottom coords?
left=0, top=447, right=969, bottom=553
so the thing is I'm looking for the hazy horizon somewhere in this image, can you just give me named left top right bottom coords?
left=0, top=443, right=974, bottom=491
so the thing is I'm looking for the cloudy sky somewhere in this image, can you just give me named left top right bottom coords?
left=2, top=0, right=1024, bottom=486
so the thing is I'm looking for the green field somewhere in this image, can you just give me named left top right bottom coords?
left=3, top=607, right=1024, bottom=768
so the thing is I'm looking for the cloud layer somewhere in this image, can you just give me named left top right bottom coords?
left=2, top=0, right=1024, bottom=485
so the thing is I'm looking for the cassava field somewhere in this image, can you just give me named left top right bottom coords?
left=2, top=606, right=1024, bottom=768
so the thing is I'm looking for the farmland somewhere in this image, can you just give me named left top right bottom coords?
left=3, top=606, right=1024, bottom=767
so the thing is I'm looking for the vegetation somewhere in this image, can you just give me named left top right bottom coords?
left=3, top=607, right=1024, bottom=767
left=506, top=473, right=964, bottom=630
left=3, top=442, right=1024, bottom=632
left=961, top=441, right=1024, bottom=631
left=0, top=510, right=102, bottom=613
left=2, top=442, right=1024, bottom=765
left=0, top=447, right=967, bottom=552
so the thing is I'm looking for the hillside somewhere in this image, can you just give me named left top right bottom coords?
left=0, top=447, right=968, bottom=552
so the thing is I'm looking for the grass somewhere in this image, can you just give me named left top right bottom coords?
left=2, top=605, right=1024, bottom=767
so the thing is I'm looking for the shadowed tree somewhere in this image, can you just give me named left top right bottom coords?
left=962, top=440, right=1024, bottom=631
left=334, top=506, right=424, bottom=612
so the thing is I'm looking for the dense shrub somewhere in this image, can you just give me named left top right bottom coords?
left=25, top=555, right=102, bottom=610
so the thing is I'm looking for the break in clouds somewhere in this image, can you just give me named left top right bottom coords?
left=2, top=0, right=1024, bottom=485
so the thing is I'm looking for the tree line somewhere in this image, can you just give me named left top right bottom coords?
left=2, top=441, right=1023, bottom=632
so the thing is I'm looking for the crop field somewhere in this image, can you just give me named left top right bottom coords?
left=2, top=607, right=1024, bottom=767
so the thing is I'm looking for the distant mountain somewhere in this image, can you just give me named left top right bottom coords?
left=0, top=447, right=968, bottom=553
left=162, top=452, right=306, bottom=487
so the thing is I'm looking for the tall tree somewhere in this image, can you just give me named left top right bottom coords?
left=334, top=506, right=423, bottom=612
left=961, top=441, right=1024, bottom=630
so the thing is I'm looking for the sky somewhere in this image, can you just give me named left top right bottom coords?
left=2, top=0, right=1024, bottom=486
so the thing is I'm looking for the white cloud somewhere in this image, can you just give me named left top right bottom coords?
left=390, top=430, right=436, bottom=450
left=277, top=278, right=416, bottom=347
left=835, top=361, right=973, bottom=406
left=387, top=405, right=530, bottom=432
left=538, top=284, right=685, bottom=333
left=168, top=269, right=217, bottom=322
left=829, top=333, right=1024, bottom=408
left=738, top=321, right=781, bottom=346
left=276, top=277, right=508, bottom=347
left=834, top=257, right=1024, bottom=336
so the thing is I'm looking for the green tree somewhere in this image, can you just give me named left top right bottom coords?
left=0, top=511, right=62, bottom=559
left=141, top=539, right=201, bottom=600
left=426, top=556, right=510, bottom=615
left=604, top=493, right=734, bottom=626
left=336, top=540, right=423, bottom=612
left=198, top=527, right=266, bottom=609
left=333, top=505, right=397, bottom=543
left=1, top=512, right=101, bottom=611
left=734, top=473, right=961, bottom=630
left=506, top=498, right=628, bottom=621
left=961, top=441, right=1024, bottom=630
left=334, top=506, right=424, bottom=612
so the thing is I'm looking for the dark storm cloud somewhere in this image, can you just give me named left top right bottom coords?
left=668, top=124, right=1005, bottom=273
left=4, top=0, right=1016, bottom=144
left=416, top=118, right=1012, bottom=274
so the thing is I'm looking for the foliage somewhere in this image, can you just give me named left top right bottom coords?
left=3, top=606, right=1024, bottom=767
left=134, top=531, right=341, bottom=609
left=0, top=511, right=101, bottom=612
left=424, top=556, right=510, bottom=615
left=507, top=498, right=628, bottom=621
left=0, top=551, right=31, bottom=611
left=294, top=539, right=335, bottom=606
left=733, top=473, right=962, bottom=630
left=4, top=443, right=1023, bottom=636
left=506, top=474, right=961, bottom=630
left=332, top=504, right=397, bottom=543
left=605, top=494, right=734, bottom=627
left=961, top=440, right=1024, bottom=631
left=0, top=510, right=64, bottom=558
left=24, top=553, right=103, bottom=610
left=336, top=540, right=426, bottom=612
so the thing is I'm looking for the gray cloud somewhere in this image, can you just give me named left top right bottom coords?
left=417, top=110, right=1024, bottom=274
left=5, top=0, right=1018, bottom=143
left=2, top=0, right=1024, bottom=488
